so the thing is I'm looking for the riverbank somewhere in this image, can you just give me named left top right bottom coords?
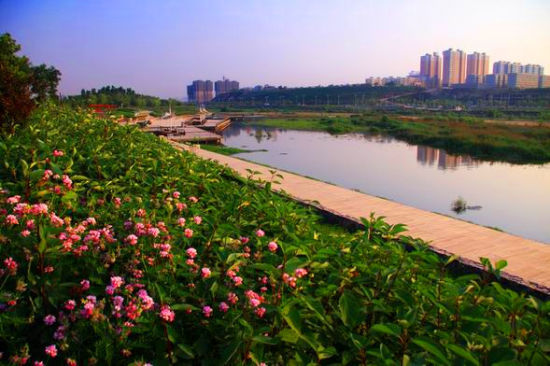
left=249, top=115, right=550, bottom=164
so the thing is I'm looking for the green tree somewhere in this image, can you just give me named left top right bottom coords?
left=0, top=33, right=61, bottom=133
left=30, top=64, right=61, bottom=102
left=0, top=33, right=34, bottom=132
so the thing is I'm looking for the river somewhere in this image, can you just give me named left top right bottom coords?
left=221, top=124, right=550, bottom=243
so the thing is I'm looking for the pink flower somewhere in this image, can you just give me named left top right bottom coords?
left=110, top=276, right=124, bottom=289
left=295, top=268, right=308, bottom=278
left=49, top=213, right=64, bottom=227
left=62, top=175, right=72, bottom=190
left=30, top=203, right=48, bottom=216
left=188, top=196, right=198, bottom=203
left=26, top=219, right=35, bottom=229
left=64, top=299, right=76, bottom=311
left=42, top=169, right=53, bottom=181
left=176, top=202, right=186, bottom=212
left=193, top=216, right=202, bottom=225
left=34, top=361, right=45, bottom=366
left=81, top=301, right=95, bottom=318
left=177, top=217, right=186, bottom=227
left=45, top=344, right=57, bottom=358
left=126, top=234, right=138, bottom=245
left=173, top=191, right=180, bottom=199
left=249, top=298, right=261, bottom=308
left=105, top=285, right=115, bottom=295
left=186, top=247, right=197, bottom=258
left=5, top=214, right=18, bottom=225
left=21, top=229, right=31, bottom=237
left=201, top=267, right=211, bottom=278
left=114, top=197, right=122, bottom=207
left=219, top=302, right=229, bottom=313
left=44, top=314, right=56, bottom=325
left=147, top=227, right=160, bottom=238
left=202, top=305, right=213, bottom=318
left=80, top=279, right=90, bottom=291
left=232, top=276, right=243, bottom=286
left=136, top=208, right=146, bottom=217
left=3, top=257, right=18, bottom=275
left=53, top=149, right=64, bottom=157
left=184, top=228, right=193, bottom=238
left=255, top=307, right=267, bottom=318
left=256, top=229, right=265, bottom=237
left=227, top=292, right=239, bottom=305
left=268, top=241, right=278, bottom=252
left=6, top=195, right=21, bottom=204
left=159, top=305, right=175, bottom=322
left=240, top=236, right=250, bottom=244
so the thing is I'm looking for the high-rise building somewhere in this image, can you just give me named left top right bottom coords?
left=214, top=77, right=240, bottom=96
left=419, top=52, right=441, bottom=88
left=466, top=52, right=490, bottom=86
left=523, top=64, right=544, bottom=75
left=487, top=61, right=547, bottom=88
left=507, top=73, right=539, bottom=89
left=187, top=80, right=214, bottom=104
left=442, top=49, right=466, bottom=87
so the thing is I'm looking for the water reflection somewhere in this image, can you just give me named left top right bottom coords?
left=416, top=146, right=480, bottom=170
left=221, top=124, right=550, bottom=243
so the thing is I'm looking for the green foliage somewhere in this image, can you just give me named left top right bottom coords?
left=0, top=106, right=549, bottom=364
left=0, top=33, right=61, bottom=133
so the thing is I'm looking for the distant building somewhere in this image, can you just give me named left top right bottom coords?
left=507, top=73, right=539, bottom=89
left=187, top=80, right=214, bottom=104
left=540, top=75, right=550, bottom=88
left=466, top=52, right=490, bottom=86
left=523, top=64, right=544, bottom=75
left=487, top=60, right=547, bottom=88
left=214, top=77, right=239, bottom=96
left=419, top=52, right=441, bottom=88
left=484, top=74, right=508, bottom=88
left=365, top=77, right=385, bottom=86
left=442, top=49, right=466, bottom=87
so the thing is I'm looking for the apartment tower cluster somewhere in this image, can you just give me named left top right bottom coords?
left=419, top=49, right=548, bottom=89
left=187, top=78, right=240, bottom=104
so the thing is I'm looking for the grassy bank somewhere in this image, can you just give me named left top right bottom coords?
left=0, top=107, right=549, bottom=364
left=252, top=115, right=550, bottom=164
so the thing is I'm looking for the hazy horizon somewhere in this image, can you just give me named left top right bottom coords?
left=2, top=0, right=549, bottom=99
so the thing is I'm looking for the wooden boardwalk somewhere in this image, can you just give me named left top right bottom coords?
left=169, top=141, right=550, bottom=294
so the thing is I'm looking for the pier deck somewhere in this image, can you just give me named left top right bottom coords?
left=167, top=126, right=221, bottom=143
left=168, top=141, right=550, bottom=295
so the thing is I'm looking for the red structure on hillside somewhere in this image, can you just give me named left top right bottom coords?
left=89, top=104, right=117, bottom=114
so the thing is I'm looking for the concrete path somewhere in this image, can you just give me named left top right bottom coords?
left=169, top=141, right=550, bottom=294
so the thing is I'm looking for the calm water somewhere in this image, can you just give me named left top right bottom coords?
left=222, top=124, right=550, bottom=243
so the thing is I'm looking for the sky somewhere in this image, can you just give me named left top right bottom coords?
left=1, top=0, right=550, bottom=99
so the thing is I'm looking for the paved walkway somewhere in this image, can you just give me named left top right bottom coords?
left=169, top=141, right=550, bottom=294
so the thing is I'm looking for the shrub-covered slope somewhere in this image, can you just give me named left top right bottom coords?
left=0, top=107, right=548, bottom=365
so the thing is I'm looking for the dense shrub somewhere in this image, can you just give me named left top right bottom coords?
left=0, top=107, right=549, bottom=365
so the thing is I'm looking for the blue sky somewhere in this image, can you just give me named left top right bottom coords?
left=1, top=0, right=549, bottom=99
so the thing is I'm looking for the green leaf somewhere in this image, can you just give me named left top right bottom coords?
left=412, top=338, right=450, bottom=366
left=446, top=344, right=479, bottom=365
left=278, top=328, right=300, bottom=344
left=252, top=335, right=279, bottom=345
left=339, top=290, right=362, bottom=328
left=370, top=323, right=402, bottom=338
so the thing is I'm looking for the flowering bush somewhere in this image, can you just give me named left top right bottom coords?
left=0, top=106, right=548, bottom=365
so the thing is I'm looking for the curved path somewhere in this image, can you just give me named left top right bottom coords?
left=168, top=140, right=550, bottom=295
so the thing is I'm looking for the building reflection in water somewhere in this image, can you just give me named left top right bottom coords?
left=416, top=146, right=479, bottom=169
